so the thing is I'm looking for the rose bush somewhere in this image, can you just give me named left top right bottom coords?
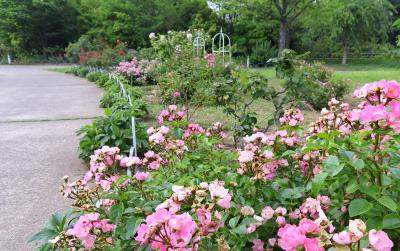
left=31, top=80, right=400, bottom=250
left=115, top=57, right=158, bottom=86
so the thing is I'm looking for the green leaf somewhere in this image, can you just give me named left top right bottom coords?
left=383, top=214, right=400, bottom=229
left=311, top=172, right=328, bottom=196
left=360, top=184, right=379, bottom=199
left=110, top=203, right=124, bottom=223
left=377, top=196, right=397, bottom=212
left=345, top=179, right=359, bottom=193
left=228, top=216, right=240, bottom=228
left=125, top=217, right=142, bottom=237
left=281, top=187, right=303, bottom=199
left=349, top=199, right=373, bottom=217
left=28, top=228, right=58, bottom=243
left=366, top=217, right=383, bottom=229
left=104, top=108, right=112, bottom=116
left=323, top=156, right=343, bottom=176
left=390, top=168, right=400, bottom=179
left=232, top=224, right=247, bottom=234
left=350, top=159, right=365, bottom=170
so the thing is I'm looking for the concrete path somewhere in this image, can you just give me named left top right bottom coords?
left=0, top=65, right=103, bottom=250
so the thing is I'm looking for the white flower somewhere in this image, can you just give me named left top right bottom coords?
left=149, top=32, right=156, bottom=39
left=241, top=206, right=255, bottom=216
left=48, top=236, right=60, bottom=244
left=349, top=219, right=366, bottom=241
left=321, top=108, right=330, bottom=115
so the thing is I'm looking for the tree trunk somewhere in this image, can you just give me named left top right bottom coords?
left=342, top=42, right=349, bottom=65
left=278, top=17, right=289, bottom=56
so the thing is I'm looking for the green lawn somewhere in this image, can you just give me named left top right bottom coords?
left=47, top=67, right=70, bottom=73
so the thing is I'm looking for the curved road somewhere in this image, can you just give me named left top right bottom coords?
left=0, top=65, right=103, bottom=250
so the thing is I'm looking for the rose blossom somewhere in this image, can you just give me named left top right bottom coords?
left=134, top=172, right=149, bottom=181
left=368, top=229, right=393, bottom=251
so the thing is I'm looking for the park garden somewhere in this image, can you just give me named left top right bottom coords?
left=1, top=0, right=400, bottom=251
left=28, top=30, right=399, bottom=250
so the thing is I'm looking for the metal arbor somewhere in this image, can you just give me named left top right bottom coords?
left=193, top=31, right=206, bottom=57
left=212, top=28, right=231, bottom=65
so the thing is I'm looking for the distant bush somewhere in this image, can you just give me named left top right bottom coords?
left=65, top=36, right=128, bottom=68
left=274, top=49, right=348, bottom=110
left=250, top=41, right=277, bottom=66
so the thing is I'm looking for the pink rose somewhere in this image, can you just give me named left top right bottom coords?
left=299, top=219, right=319, bottom=234
left=277, top=224, right=306, bottom=250
left=276, top=216, right=286, bottom=225
left=304, top=238, right=324, bottom=251
left=134, top=171, right=149, bottom=181
left=83, top=234, right=95, bottom=249
left=252, top=239, right=264, bottom=251
left=332, top=231, right=351, bottom=245
left=261, top=206, right=275, bottom=220
left=360, top=104, right=387, bottom=123
left=368, top=229, right=393, bottom=251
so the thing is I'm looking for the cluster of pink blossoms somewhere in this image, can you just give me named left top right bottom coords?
left=183, top=123, right=205, bottom=138
left=250, top=197, right=331, bottom=251
left=120, top=150, right=166, bottom=181
left=204, top=53, right=216, bottom=67
left=308, top=97, right=369, bottom=136
left=82, top=146, right=124, bottom=191
left=147, top=126, right=170, bottom=144
left=66, top=213, right=115, bottom=250
left=279, top=108, right=304, bottom=126
left=116, top=58, right=143, bottom=77
left=332, top=219, right=393, bottom=251
left=135, top=209, right=197, bottom=251
left=294, top=196, right=331, bottom=220
left=353, top=80, right=400, bottom=132
left=116, top=58, right=157, bottom=83
left=311, top=80, right=400, bottom=135
left=252, top=197, right=393, bottom=251
left=136, top=181, right=231, bottom=250
left=294, top=150, right=324, bottom=176
left=158, top=105, right=185, bottom=124
left=147, top=125, right=188, bottom=159
left=206, top=122, right=227, bottom=139
left=238, top=131, right=289, bottom=181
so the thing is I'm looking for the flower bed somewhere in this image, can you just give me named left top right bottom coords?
left=31, top=80, right=400, bottom=250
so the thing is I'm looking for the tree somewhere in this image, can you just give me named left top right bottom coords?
left=271, top=0, right=315, bottom=55
left=302, top=0, right=392, bottom=64
left=70, top=0, right=214, bottom=49
left=0, top=0, right=80, bottom=58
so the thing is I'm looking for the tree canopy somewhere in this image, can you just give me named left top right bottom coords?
left=0, top=0, right=398, bottom=64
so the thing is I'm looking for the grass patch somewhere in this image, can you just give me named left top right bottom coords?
left=47, top=67, right=70, bottom=73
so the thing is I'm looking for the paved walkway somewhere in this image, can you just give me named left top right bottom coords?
left=0, top=65, right=103, bottom=250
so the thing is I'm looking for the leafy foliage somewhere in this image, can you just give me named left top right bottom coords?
left=273, top=49, right=348, bottom=110
left=77, top=108, right=149, bottom=162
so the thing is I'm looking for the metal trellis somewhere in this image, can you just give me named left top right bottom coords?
left=193, top=31, right=206, bottom=57
left=212, top=28, right=232, bottom=65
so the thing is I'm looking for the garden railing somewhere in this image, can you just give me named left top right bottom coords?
left=87, top=66, right=137, bottom=177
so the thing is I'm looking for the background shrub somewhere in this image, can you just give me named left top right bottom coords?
left=274, top=50, right=348, bottom=110
left=250, top=41, right=277, bottom=66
